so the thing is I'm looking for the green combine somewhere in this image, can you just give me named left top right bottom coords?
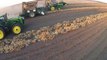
left=0, top=14, right=24, bottom=39
left=21, top=1, right=46, bottom=18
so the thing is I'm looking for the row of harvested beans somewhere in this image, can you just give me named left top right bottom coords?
left=35, top=12, right=107, bottom=41
left=0, top=12, right=107, bottom=53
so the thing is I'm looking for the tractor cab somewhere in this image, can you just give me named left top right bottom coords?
left=0, top=14, right=24, bottom=40
left=0, top=16, right=4, bottom=22
left=0, top=14, right=8, bottom=26
left=0, top=14, right=8, bottom=22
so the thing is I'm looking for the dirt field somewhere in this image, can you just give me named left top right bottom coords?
left=64, top=3, right=107, bottom=9
left=1, top=12, right=107, bottom=60
left=63, top=0, right=97, bottom=4
left=6, top=7, right=106, bottom=39
left=1, top=2, right=107, bottom=60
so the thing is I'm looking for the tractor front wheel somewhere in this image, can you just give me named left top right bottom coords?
left=29, top=12, right=35, bottom=18
left=0, top=27, right=5, bottom=40
left=12, top=24, right=22, bottom=35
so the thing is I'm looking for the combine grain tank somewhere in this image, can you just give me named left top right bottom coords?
left=21, top=0, right=46, bottom=18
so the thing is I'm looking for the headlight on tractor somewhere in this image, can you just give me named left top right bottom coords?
left=41, top=12, right=45, bottom=15
left=27, top=10, right=30, bottom=13
left=33, top=9, right=36, bottom=12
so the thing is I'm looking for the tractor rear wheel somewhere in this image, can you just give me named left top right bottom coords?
left=51, top=6, right=55, bottom=11
left=0, top=27, right=5, bottom=40
left=12, top=23, right=22, bottom=35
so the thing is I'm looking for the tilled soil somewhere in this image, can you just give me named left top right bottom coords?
left=6, top=8, right=105, bottom=39
left=64, top=3, right=107, bottom=9
left=25, top=9, right=105, bottom=31
left=1, top=6, right=107, bottom=60
left=1, top=16, right=107, bottom=60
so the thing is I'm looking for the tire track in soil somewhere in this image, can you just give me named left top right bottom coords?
left=67, top=23, right=107, bottom=60
left=82, top=29, right=107, bottom=60
left=49, top=26, right=104, bottom=60
left=46, top=19, right=107, bottom=60
left=96, top=35, right=107, bottom=60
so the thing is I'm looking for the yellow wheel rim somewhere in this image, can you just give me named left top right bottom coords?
left=0, top=30, right=4, bottom=39
left=13, top=26, right=21, bottom=34
left=51, top=7, right=55, bottom=11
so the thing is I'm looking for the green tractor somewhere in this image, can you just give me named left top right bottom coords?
left=0, top=14, right=24, bottom=39
left=47, top=2, right=67, bottom=11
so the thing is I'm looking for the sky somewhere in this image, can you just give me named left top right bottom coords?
left=0, top=0, right=107, bottom=8
left=96, top=0, right=107, bottom=3
left=0, top=0, right=33, bottom=8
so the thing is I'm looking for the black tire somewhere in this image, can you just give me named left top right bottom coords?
left=0, top=27, right=5, bottom=40
left=12, top=23, right=22, bottom=35
left=29, top=12, right=35, bottom=18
